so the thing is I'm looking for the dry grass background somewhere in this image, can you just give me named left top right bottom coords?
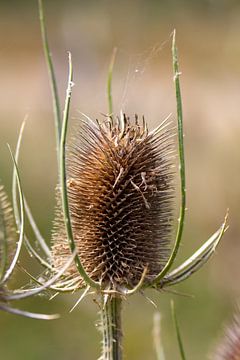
left=0, top=0, right=240, bottom=359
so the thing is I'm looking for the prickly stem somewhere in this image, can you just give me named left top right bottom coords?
left=101, top=297, right=122, bottom=360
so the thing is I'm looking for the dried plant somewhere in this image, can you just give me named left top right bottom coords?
left=15, top=0, right=226, bottom=360
left=52, top=112, right=175, bottom=289
left=2, top=0, right=228, bottom=358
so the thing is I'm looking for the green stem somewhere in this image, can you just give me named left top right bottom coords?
left=153, top=29, right=186, bottom=284
left=101, top=297, right=122, bottom=360
left=38, top=0, right=62, bottom=161
left=171, top=300, right=186, bottom=360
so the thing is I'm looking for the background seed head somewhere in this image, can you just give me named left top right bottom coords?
left=0, top=184, right=16, bottom=278
left=52, top=115, right=175, bottom=290
left=212, top=311, right=240, bottom=360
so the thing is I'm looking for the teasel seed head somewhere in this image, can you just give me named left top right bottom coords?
left=0, top=183, right=17, bottom=307
left=211, top=310, right=240, bottom=360
left=52, top=114, right=175, bottom=290
left=0, top=184, right=17, bottom=283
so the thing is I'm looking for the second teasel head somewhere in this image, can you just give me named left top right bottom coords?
left=211, top=310, right=240, bottom=360
left=52, top=113, right=175, bottom=291
left=0, top=184, right=17, bottom=287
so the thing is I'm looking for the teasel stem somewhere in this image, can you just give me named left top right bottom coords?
left=38, top=0, right=62, bottom=162
left=101, top=296, right=123, bottom=360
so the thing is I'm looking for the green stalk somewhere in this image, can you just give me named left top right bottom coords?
left=1, top=145, right=25, bottom=285
left=101, top=296, right=122, bottom=360
left=153, top=29, right=186, bottom=284
left=38, top=0, right=62, bottom=161
left=171, top=301, right=186, bottom=360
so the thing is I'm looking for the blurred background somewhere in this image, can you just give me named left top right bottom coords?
left=0, top=0, right=240, bottom=359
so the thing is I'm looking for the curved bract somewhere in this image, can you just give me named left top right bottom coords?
left=0, top=153, right=59, bottom=320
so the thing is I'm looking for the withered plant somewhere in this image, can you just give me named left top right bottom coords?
left=5, top=0, right=228, bottom=358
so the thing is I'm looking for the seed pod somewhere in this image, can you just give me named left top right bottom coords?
left=52, top=114, right=175, bottom=290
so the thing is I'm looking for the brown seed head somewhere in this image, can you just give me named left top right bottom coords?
left=52, top=114, right=175, bottom=290
left=0, top=184, right=16, bottom=275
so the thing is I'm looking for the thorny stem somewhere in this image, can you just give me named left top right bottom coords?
left=101, top=297, right=122, bottom=360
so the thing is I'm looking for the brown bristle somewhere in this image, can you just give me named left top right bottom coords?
left=212, top=311, right=240, bottom=360
left=52, top=114, right=175, bottom=289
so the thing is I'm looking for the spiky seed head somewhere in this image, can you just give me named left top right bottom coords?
left=52, top=114, right=175, bottom=290
left=0, top=184, right=17, bottom=283
left=212, top=311, right=240, bottom=360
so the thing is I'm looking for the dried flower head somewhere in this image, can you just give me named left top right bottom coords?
left=0, top=183, right=25, bottom=314
left=52, top=114, right=175, bottom=290
left=0, top=184, right=16, bottom=308
left=0, top=184, right=16, bottom=280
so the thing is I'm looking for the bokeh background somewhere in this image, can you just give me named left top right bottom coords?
left=0, top=0, right=240, bottom=359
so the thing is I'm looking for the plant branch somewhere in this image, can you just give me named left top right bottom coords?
left=101, top=296, right=122, bottom=360
left=0, top=145, right=25, bottom=285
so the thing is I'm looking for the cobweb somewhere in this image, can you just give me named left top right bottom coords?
left=116, top=32, right=173, bottom=115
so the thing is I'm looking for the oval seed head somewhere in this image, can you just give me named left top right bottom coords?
left=52, top=114, right=175, bottom=290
